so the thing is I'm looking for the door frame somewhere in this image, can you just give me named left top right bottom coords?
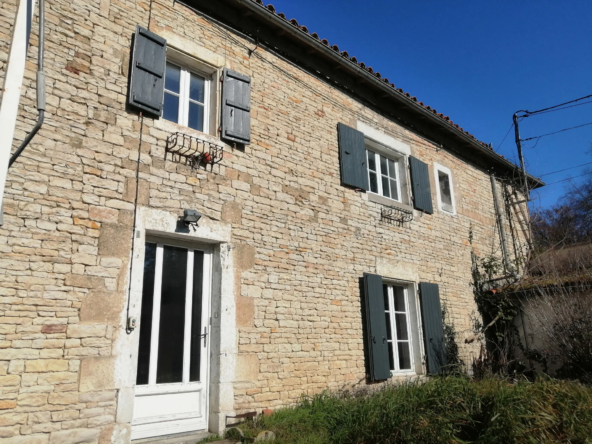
left=113, top=208, right=238, bottom=437
left=131, top=236, right=213, bottom=440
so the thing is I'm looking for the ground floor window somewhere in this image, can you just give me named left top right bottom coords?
left=383, top=283, right=414, bottom=372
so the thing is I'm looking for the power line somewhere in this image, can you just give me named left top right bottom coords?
left=521, top=121, right=592, bottom=142
left=523, top=99, right=592, bottom=117
left=540, top=161, right=592, bottom=177
left=524, top=137, right=542, bottom=150
left=544, top=170, right=592, bottom=186
left=496, top=122, right=514, bottom=150
left=520, top=93, right=592, bottom=116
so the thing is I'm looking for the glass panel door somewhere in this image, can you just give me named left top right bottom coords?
left=136, top=242, right=208, bottom=386
left=132, top=241, right=211, bottom=440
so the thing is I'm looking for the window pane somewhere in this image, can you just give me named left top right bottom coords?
left=395, top=313, right=409, bottom=340
left=381, top=175, right=390, bottom=198
left=156, top=245, right=187, bottom=384
left=390, top=179, right=399, bottom=201
left=398, top=342, right=412, bottom=370
left=394, top=287, right=406, bottom=312
left=163, top=93, right=179, bottom=123
left=188, top=102, right=204, bottom=132
left=388, top=342, right=395, bottom=371
left=385, top=313, right=392, bottom=340
left=383, top=285, right=389, bottom=310
left=439, top=171, right=453, bottom=206
left=190, top=251, right=204, bottom=382
left=136, top=242, right=157, bottom=385
left=380, top=155, right=388, bottom=175
left=367, top=151, right=376, bottom=171
left=388, top=159, right=397, bottom=178
left=190, top=74, right=205, bottom=103
left=369, top=172, right=378, bottom=193
left=165, top=63, right=181, bottom=93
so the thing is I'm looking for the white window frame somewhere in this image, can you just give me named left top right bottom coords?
left=164, top=62, right=211, bottom=133
left=365, top=139, right=411, bottom=207
left=366, top=149, right=402, bottom=202
left=383, top=283, right=415, bottom=374
left=434, top=162, right=456, bottom=215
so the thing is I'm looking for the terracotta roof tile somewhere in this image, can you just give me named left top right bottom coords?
left=251, top=0, right=494, bottom=150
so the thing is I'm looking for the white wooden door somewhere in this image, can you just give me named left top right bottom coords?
left=131, top=241, right=211, bottom=440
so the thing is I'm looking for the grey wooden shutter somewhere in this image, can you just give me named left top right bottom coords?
left=337, top=123, right=369, bottom=190
left=409, top=156, right=433, bottom=214
left=363, top=273, right=391, bottom=381
left=222, top=69, right=251, bottom=145
left=419, top=282, right=446, bottom=375
left=128, top=26, right=167, bottom=116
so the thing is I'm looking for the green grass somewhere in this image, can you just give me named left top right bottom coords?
left=237, top=377, right=592, bottom=444
left=195, top=434, right=222, bottom=443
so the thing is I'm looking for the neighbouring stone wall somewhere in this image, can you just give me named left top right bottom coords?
left=0, top=0, right=528, bottom=441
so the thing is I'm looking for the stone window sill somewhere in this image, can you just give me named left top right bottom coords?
left=367, top=192, right=414, bottom=213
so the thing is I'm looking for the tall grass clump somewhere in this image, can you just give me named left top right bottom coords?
left=237, top=377, right=592, bottom=444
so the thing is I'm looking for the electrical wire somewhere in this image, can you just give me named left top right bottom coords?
left=521, top=121, right=592, bottom=142
left=496, top=122, right=514, bottom=150
left=522, top=99, right=592, bottom=117
left=125, top=3, right=152, bottom=335
left=539, top=161, right=592, bottom=177
left=543, top=170, right=592, bottom=186
left=524, top=137, right=542, bottom=150
left=520, top=93, right=592, bottom=116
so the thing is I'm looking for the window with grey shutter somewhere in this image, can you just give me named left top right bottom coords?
left=221, top=69, right=251, bottom=145
left=338, top=123, right=369, bottom=190
left=419, top=282, right=446, bottom=375
left=128, top=26, right=167, bottom=116
left=363, top=273, right=391, bottom=381
left=409, top=156, right=433, bottom=214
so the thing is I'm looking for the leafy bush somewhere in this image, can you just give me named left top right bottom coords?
left=238, top=377, right=592, bottom=444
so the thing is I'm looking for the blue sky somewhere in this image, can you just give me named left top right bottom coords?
left=264, top=0, right=592, bottom=210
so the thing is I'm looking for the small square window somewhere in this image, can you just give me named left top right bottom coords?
left=434, top=163, right=456, bottom=214
left=164, top=62, right=210, bottom=133
left=366, top=144, right=408, bottom=205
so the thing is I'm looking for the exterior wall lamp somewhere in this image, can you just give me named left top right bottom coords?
left=182, top=209, right=202, bottom=227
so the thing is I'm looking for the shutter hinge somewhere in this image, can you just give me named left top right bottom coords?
left=218, top=126, right=222, bottom=133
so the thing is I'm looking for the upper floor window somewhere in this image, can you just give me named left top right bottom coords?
left=434, top=163, right=456, bottom=214
left=163, top=62, right=210, bottom=133
left=367, top=150, right=401, bottom=201
left=365, top=139, right=410, bottom=206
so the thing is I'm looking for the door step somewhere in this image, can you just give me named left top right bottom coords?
left=132, top=430, right=213, bottom=444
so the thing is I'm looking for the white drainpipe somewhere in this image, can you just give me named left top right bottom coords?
left=0, top=0, right=37, bottom=225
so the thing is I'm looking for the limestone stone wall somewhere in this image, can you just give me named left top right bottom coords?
left=0, top=0, right=529, bottom=441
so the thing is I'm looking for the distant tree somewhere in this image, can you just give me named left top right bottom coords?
left=531, top=174, right=592, bottom=250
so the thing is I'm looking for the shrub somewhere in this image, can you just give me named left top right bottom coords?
left=238, top=377, right=592, bottom=444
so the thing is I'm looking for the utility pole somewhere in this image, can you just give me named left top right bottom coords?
left=513, top=112, right=530, bottom=201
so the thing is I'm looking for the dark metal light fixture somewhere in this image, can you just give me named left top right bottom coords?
left=182, top=209, right=202, bottom=227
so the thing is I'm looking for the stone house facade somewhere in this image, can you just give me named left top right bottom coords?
left=0, top=0, right=542, bottom=442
